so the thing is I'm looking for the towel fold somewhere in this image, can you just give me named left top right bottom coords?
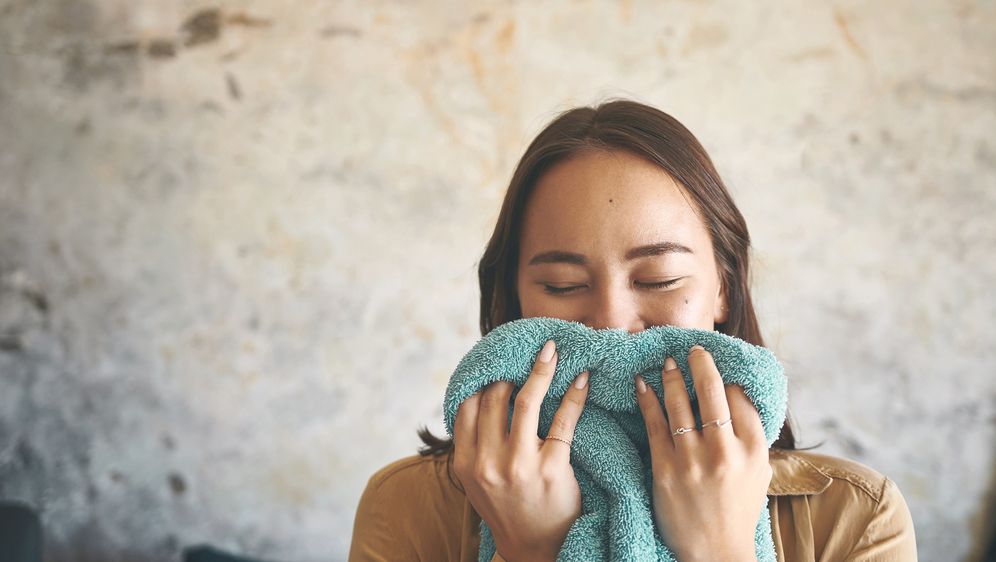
left=443, top=317, right=787, bottom=562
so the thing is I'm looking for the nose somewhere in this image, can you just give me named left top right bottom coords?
left=587, top=283, right=646, bottom=334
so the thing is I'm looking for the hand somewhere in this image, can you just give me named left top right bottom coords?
left=453, top=340, right=591, bottom=562
left=634, top=345, right=771, bottom=562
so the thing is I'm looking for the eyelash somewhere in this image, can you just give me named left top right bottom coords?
left=542, top=279, right=681, bottom=295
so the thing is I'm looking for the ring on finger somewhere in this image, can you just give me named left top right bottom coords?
left=671, top=426, right=696, bottom=437
left=701, top=417, right=733, bottom=430
left=545, top=435, right=572, bottom=446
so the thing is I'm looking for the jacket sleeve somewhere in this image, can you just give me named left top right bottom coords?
left=845, top=478, right=918, bottom=561
left=348, top=474, right=418, bottom=562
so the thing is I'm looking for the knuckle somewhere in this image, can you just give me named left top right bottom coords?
left=473, top=460, right=501, bottom=486
left=637, top=395, right=660, bottom=415
left=645, top=417, right=667, bottom=439
left=532, top=359, right=555, bottom=376
left=698, top=379, right=726, bottom=400
left=663, top=367, right=683, bottom=382
left=673, top=461, right=701, bottom=483
left=561, top=393, right=584, bottom=410
left=548, top=415, right=572, bottom=437
left=637, top=399, right=655, bottom=419
left=507, top=461, right=530, bottom=483
left=652, top=475, right=675, bottom=495
left=689, top=346, right=710, bottom=359
left=749, top=436, right=770, bottom=458
left=763, top=463, right=774, bottom=483
left=513, top=392, right=538, bottom=412
left=452, top=455, right=471, bottom=478
left=664, top=397, right=690, bottom=419
left=539, top=463, right=560, bottom=482
left=709, top=449, right=733, bottom=471
left=479, top=385, right=509, bottom=409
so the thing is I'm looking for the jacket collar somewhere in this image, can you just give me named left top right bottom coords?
left=767, top=449, right=833, bottom=496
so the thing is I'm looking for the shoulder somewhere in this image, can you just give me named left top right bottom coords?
left=359, top=451, right=465, bottom=515
left=365, top=452, right=456, bottom=490
left=350, top=452, right=467, bottom=561
left=768, top=449, right=918, bottom=559
left=769, top=448, right=894, bottom=501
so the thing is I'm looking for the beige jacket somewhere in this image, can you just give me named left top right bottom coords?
left=349, top=448, right=917, bottom=561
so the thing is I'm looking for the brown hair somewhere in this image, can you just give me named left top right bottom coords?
left=417, top=98, right=807, bottom=462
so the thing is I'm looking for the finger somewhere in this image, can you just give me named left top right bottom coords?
left=509, top=340, right=559, bottom=446
left=635, top=374, right=674, bottom=460
left=662, top=355, right=698, bottom=447
left=541, top=370, right=590, bottom=463
left=687, top=345, right=733, bottom=440
left=454, top=391, right=481, bottom=451
left=725, top=384, right=766, bottom=447
left=478, top=380, right=514, bottom=451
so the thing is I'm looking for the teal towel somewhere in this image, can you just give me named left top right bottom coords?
left=443, top=317, right=788, bottom=562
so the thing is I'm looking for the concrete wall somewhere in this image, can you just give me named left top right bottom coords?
left=1, top=1, right=993, bottom=560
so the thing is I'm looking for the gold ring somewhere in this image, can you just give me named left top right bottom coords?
left=671, top=426, right=696, bottom=437
left=545, top=435, right=572, bottom=446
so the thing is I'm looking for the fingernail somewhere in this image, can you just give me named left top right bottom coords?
left=538, top=340, right=556, bottom=363
left=574, top=371, right=589, bottom=389
left=664, top=357, right=677, bottom=371
left=635, top=376, right=647, bottom=394
left=689, top=345, right=705, bottom=356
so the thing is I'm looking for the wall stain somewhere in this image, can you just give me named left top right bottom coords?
left=833, top=8, right=867, bottom=60
left=199, top=100, right=223, bottom=114
left=147, top=39, right=177, bottom=59
left=320, top=25, right=363, bottom=38
left=787, top=46, right=834, bottom=63
left=181, top=9, right=221, bottom=47
left=0, top=334, right=22, bottom=352
left=104, top=41, right=140, bottom=56
left=62, top=42, right=138, bottom=91
left=225, top=72, right=242, bottom=100
left=495, top=20, right=515, bottom=53
left=681, top=21, right=728, bottom=55
left=168, top=473, right=187, bottom=496
left=895, top=77, right=996, bottom=104
left=46, top=0, right=97, bottom=37
left=101, top=9, right=270, bottom=62
left=227, top=13, right=272, bottom=28
left=619, top=0, right=633, bottom=24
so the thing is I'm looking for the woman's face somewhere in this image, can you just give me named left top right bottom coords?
left=516, top=149, right=728, bottom=333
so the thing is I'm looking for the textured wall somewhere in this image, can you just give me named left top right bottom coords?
left=1, top=1, right=993, bottom=561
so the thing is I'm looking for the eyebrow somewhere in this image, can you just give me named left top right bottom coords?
left=527, top=241, right=694, bottom=266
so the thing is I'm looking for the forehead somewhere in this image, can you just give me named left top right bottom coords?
left=520, top=150, right=708, bottom=253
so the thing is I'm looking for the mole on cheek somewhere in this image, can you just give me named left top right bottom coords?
left=684, top=299, right=689, bottom=304
left=609, top=199, right=613, bottom=203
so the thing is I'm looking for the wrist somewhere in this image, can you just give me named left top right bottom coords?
left=495, top=546, right=557, bottom=562
left=496, top=552, right=555, bottom=562
left=682, top=555, right=757, bottom=562
left=676, top=547, right=756, bottom=562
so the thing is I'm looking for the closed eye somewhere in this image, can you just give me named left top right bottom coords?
left=542, top=279, right=681, bottom=295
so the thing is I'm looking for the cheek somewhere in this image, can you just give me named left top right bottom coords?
left=518, top=289, right=565, bottom=318
left=645, top=291, right=714, bottom=330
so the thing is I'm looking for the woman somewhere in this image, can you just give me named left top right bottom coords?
left=349, top=99, right=917, bottom=561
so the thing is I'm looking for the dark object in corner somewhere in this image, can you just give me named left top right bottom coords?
left=0, top=501, right=42, bottom=562
left=183, top=544, right=276, bottom=562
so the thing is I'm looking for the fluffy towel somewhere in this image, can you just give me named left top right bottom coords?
left=443, top=317, right=788, bottom=562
